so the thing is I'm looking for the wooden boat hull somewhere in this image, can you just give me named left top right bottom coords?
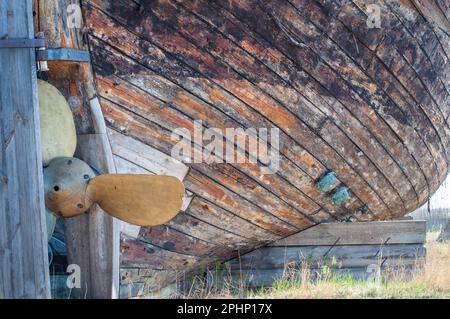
left=81, top=0, right=450, bottom=296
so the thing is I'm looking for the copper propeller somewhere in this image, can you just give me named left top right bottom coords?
left=38, top=80, right=185, bottom=240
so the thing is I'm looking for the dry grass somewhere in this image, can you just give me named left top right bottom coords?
left=178, top=231, right=450, bottom=299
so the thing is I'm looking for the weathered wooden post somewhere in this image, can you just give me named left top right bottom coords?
left=34, top=0, right=120, bottom=298
left=0, top=0, right=51, bottom=298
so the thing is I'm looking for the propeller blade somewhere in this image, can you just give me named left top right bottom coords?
left=87, top=175, right=185, bottom=226
left=38, top=80, right=77, bottom=166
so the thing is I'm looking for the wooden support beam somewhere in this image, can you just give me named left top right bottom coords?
left=0, top=0, right=50, bottom=298
left=35, top=0, right=119, bottom=298
left=218, top=220, right=427, bottom=288
left=270, top=220, right=427, bottom=246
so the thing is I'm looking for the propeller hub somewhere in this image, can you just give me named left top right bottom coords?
left=43, top=157, right=96, bottom=218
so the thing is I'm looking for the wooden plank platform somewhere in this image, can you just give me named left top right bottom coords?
left=270, top=220, right=426, bottom=246
left=218, top=220, right=427, bottom=288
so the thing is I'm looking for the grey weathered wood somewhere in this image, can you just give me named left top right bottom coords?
left=0, top=0, right=50, bottom=298
left=119, top=281, right=177, bottom=299
left=35, top=0, right=119, bottom=299
left=228, top=244, right=426, bottom=270
left=108, top=129, right=189, bottom=181
left=438, top=219, right=450, bottom=242
left=221, top=220, right=428, bottom=288
left=37, top=0, right=85, bottom=49
left=270, top=221, right=427, bottom=246
left=221, top=266, right=419, bottom=288
left=64, top=111, right=119, bottom=299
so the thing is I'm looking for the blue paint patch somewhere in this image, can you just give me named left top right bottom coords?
left=331, top=186, right=350, bottom=205
left=317, top=171, right=339, bottom=193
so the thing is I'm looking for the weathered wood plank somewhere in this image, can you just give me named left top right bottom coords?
left=271, top=221, right=427, bottom=246
left=221, top=220, right=427, bottom=287
left=120, top=236, right=214, bottom=269
left=99, top=97, right=304, bottom=236
left=275, top=0, right=444, bottom=200
left=228, top=244, right=426, bottom=270
left=138, top=225, right=235, bottom=258
left=37, top=0, right=85, bottom=49
left=108, top=128, right=189, bottom=180
left=67, top=130, right=119, bottom=299
left=184, top=169, right=299, bottom=236
left=37, top=0, right=119, bottom=299
left=332, top=0, right=450, bottom=167
left=111, top=146, right=255, bottom=251
left=186, top=197, right=277, bottom=244
left=222, top=266, right=420, bottom=288
left=382, top=1, right=450, bottom=94
left=351, top=0, right=450, bottom=142
left=80, top=0, right=448, bottom=297
left=167, top=213, right=251, bottom=248
left=216, top=0, right=450, bottom=216
left=112, top=144, right=246, bottom=285
left=0, top=0, right=50, bottom=299
left=91, top=53, right=320, bottom=227
left=119, top=269, right=179, bottom=298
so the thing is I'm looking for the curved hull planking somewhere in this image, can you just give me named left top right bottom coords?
left=81, top=0, right=450, bottom=296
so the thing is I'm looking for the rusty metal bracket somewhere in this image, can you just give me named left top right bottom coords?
left=0, top=38, right=45, bottom=48
left=0, top=37, right=90, bottom=62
